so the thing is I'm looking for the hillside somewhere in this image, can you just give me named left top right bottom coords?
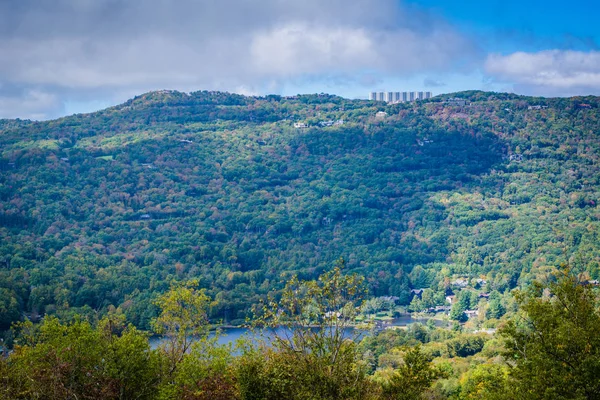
left=0, top=90, right=599, bottom=329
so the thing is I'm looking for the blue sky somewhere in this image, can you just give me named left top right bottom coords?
left=414, top=0, right=599, bottom=44
left=1, top=0, right=599, bottom=120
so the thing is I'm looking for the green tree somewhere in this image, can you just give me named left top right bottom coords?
left=500, top=270, right=600, bottom=399
left=450, top=302, right=467, bottom=322
left=378, top=345, right=447, bottom=400
left=2, top=316, right=160, bottom=400
left=249, top=259, right=377, bottom=400
left=486, top=299, right=506, bottom=320
left=152, top=280, right=211, bottom=377
left=458, top=363, right=508, bottom=399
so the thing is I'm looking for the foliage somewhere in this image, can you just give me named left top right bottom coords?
left=250, top=259, right=374, bottom=399
left=1, top=91, right=600, bottom=330
left=152, top=280, right=211, bottom=377
left=377, top=345, right=448, bottom=400
left=500, top=270, right=600, bottom=399
left=457, top=363, right=508, bottom=399
left=1, top=316, right=161, bottom=400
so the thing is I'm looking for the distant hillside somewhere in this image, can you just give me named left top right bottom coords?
left=0, top=90, right=599, bottom=328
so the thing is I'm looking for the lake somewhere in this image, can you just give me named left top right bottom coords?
left=149, top=315, right=445, bottom=349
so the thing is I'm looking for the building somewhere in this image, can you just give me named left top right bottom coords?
left=375, top=111, right=388, bottom=119
left=368, top=91, right=433, bottom=103
left=451, top=278, right=469, bottom=288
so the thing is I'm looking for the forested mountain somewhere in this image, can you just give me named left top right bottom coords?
left=1, top=90, right=599, bottom=329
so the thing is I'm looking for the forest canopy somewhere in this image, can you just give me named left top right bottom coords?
left=0, top=90, right=599, bottom=330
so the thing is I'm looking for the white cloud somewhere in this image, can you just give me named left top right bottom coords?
left=485, top=50, right=600, bottom=95
left=0, top=0, right=478, bottom=119
left=0, top=89, right=60, bottom=120
left=250, top=24, right=375, bottom=76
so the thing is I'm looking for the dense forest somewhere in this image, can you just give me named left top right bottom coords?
left=2, top=263, right=599, bottom=399
left=0, top=90, right=599, bottom=332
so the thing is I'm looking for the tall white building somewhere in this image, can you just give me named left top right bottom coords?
left=368, top=91, right=434, bottom=103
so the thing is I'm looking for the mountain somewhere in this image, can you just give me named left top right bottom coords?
left=0, top=90, right=598, bottom=329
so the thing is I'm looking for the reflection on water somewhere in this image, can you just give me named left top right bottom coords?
left=149, top=316, right=446, bottom=350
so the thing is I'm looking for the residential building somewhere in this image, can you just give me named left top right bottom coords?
left=368, top=91, right=433, bottom=103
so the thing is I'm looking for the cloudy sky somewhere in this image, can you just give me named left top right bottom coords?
left=1, top=0, right=599, bottom=120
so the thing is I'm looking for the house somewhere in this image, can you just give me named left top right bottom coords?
left=474, top=328, right=496, bottom=335
left=478, top=293, right=490, bottom=299
left=375, top=111, right=388, bottom=119
left=465, top=309, right=479, bottom=318
left=451, top=278, right=469, bottom=288
left=582, top=280, right=600, bottom=286
left=578, top=103, right=592, bottom=109
left=445, top=295, right=456, bottom=304
left=333, top=119, right=345, bottom=126
left=475, top=279, right=487, bottom=286
left=528, top=105, right=548, bottom=110
left=431, top=305, right=451, bottom=312
left=509, top=154, right=523, bottom=162
left=293, top=122, right=308, bottom=129
left=140, top=214, right=151, bottom=220
left=381, top=296, right=400, bottom=304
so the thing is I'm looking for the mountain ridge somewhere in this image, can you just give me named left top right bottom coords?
left=0, top=90, right=599, bottom=329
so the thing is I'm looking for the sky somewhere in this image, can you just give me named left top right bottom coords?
left=0, top=0, right=599, bottom=120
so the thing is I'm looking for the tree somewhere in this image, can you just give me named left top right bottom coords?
left=2, top=316, right=161, bottom=400
left=152, top=280, right=211, bottom=376
left=500, top=269, right=600, bottom=399
left=378, top=345, right=447, bottom=400
left=249, top=258, right=377, bottom=400
left=486, top=299, right=506, bottom=320
left=458, top=363, right=508, bottom=399
left=450, top=302, right=467, bottom=322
